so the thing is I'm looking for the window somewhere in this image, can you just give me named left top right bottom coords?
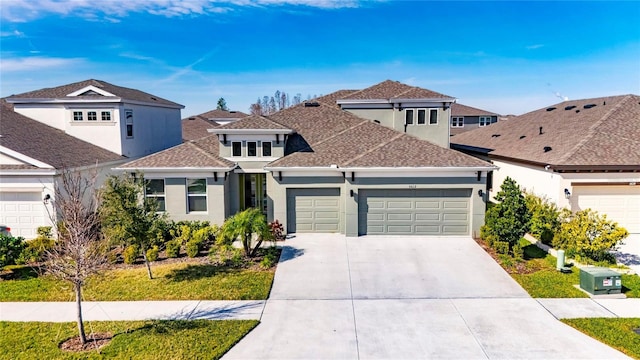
left=73, top=111, right=83, bottom=121
left=125, top=109, right=133, bottom=137
left=429, top=109, right=438, bottom=125
left=232, top=142, right=242, bottom=156
left=417, top=109, right=426, bottom=124
left=405, top=109, right=414, bottom=125
left=101, top=111, right=111, bottom=121
left=479, top=116, right=491, bottom=127
left=451, top=117, right=464, bottom=127
left=247, top=142, right=257, bottom=157
left=145, top=179, right=165, bottom=212
left=87, top=111, right=97, bottom=121
left=262, top=141, right=272, bottom=157
left=187, top=179, right=207, bottom=212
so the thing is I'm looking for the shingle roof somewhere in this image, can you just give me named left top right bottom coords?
left=0, top=103, right=125, bottom=169
left=451, top=103, right=498, bottom=116
left=451, top=95, right=640, bottom=168
left=266, top=101, right=490, bottom=168
left=195, top=109, right=248, bottom=119
left=181, top=117, right=219, bottom=142
left=6, top=79, right=183, bottom=108
left=217, top=115, right=292, bottom=130
left=340, top=80, right=453, bottom=101
left=118, top=135, right=234, bottom=169
left=315, top=90, right=358, bottom=108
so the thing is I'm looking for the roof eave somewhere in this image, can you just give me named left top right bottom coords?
left=209, top=129, right=294, bottom=135
left=114, top=166, right=236, bottom=172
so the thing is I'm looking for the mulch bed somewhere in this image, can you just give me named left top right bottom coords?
left=474, top=237, right=538, bottom=274
left=60, top=332, right=112, bottom=352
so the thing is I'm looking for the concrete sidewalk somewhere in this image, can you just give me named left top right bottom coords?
left=0, top=300, right=265, bottom=322
left=538, top=298, right=640, bottom=319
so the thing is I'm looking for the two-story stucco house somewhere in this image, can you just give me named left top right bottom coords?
left=449, top=103, right=499, bottom=136
left=118, top=80, right=495, bottom=237
left=0, top=79, right=184, bottom=238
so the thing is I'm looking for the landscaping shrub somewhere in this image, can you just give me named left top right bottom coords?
left=166, top=240, right=181, bottom=258
left=269, top=220, right=285, bottom=241
left=18, top=227, right=55, bottom=264
left=0, top=234, right=25, bottom=268
left=260, top=247, right=279, bottom=269
left=482, top=177, right=530, bottom=254
left=493, top=241, right=510, bottom=255
left=146, top=245, right=159, bottom=262
left=123, top=244, right=140, bottom=264
left=553, top=208, right=628, bottom=264
left=185, top=240, right=201, bottom=258
left=525, top=192, right=560, bottom=245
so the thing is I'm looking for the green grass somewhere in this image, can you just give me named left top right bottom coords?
left=0, top=320, right=257, bottom=360
left=0, top=261, right=274, bottom=301
left=562, top=318, right=640, bottom=359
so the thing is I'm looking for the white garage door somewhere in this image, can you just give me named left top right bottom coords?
left=0, top=192, right=46, bottom=239
left=287, top=188, right=341, bottom=233
left=573, top=185, right=640, bottom=234
left=358, top=189, right=471, bottom=235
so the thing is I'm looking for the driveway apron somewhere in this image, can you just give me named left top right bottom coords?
left=223, top=234, right=629, bottom=359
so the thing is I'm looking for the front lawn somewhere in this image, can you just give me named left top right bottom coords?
left=0, top=320, right=257, bottom=360
left=478, top=238, right=640, bottom=298
left=0, top=260, right=275, bottom=301
left=562, top=318, right=640, bottom=359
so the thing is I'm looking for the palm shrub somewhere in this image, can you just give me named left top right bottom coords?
left=219, top=208, right=273, bottom=258
left=525, top=192, right=560, bottom=245
left=481, top=177, right=530, bottom=254
left=553, top=208, right=628, bottom=263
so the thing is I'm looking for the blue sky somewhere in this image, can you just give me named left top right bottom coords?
left=1, top=0, right=639, bottom=116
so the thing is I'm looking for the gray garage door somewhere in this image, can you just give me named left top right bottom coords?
left=287, top=188, right=341, bottom=233
left=358, top=189, right=471, bottom=235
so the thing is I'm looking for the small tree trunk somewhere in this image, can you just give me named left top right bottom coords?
left=142, top=250, right=153, bottom=279
left=74, top=283, right=87, bottom=345
left=242, top=234, right=251, bottom=256
left=250, top=237, right=264, bottom=258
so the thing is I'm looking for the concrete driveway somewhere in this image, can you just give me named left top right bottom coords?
left=224, top=234, right=628, bottom=359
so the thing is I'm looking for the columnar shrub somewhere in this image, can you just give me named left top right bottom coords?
left=146, top=245, right=159, bottom=262
left=123, top=244, right=139, bottom=264
left=553, top=209, right=628, bottom=263
left=482, top=177, right=530, bottom=253
left=166, top=240, right=181, bottom=258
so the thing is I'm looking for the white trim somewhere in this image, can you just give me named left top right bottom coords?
left=6, top=98, right=184, bottom=109
left=0, top=170, right=57, bottom=175
left=0, top=146, right=54, bottom=169
left=208, top=128, right=294, bottom=135
left=337, top=98, right=456, bottom=105
left=67, top=85, right=115, bottom=97
left=114, top=167, right=234, bottom=173
left=265, top=165, right=496, bottom=173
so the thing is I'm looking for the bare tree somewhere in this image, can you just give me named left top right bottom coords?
left=249, top=97, right=263, bottom=115
left=44, top=169, right=107, bottom=345
left=274, top=90, right=281, bottom=110
left=268, top=96, right=277, bottom=114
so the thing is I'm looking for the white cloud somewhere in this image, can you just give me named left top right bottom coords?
left=0, top=0, right=366, bottom=22
left=526, top=44, right=544, bottom=50
left=0, top=57, right=84, bottom=72
left=0, top=30, right=25, bottom=37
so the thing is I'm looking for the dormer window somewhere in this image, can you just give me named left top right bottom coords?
left=87, top=111, right=97, bottom=121
left=101, top=111, right=111, bottom=121
left=451, top=117, right=464, bottom=127
left=73, top=111, right=83, bottom=121
left=479, top=116, right=491, bottom=127
left=247, top=142, right=257, bottom=157
left=232, top=142, right=242, bottom=156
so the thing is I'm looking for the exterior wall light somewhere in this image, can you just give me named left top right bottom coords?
left=564, top=188, right=571, bottom=199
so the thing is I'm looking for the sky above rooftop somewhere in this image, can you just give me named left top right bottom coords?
left=1, top=0, right=638, bottom=117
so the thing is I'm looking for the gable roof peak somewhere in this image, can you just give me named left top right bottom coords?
left=338, top=79, right=454, bottom=102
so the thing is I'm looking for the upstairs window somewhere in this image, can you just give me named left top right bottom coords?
left=73, top=111, right=83, bottom=121
left=417, top=109, right=426, bottom=125
left=125, top=109, right=134, bottom=137
left=87, top=111, right=97, bottom=121
left=232, top=142, right=242, bottom=157
left=479, top=116, right=491, bottom=127
left=429, top=109, right=438, bottom=125
left=405, top=109, right=414, bottom=125
left=145, top=179, right=166, bottom=212
left=262, top=141, right=272, bottom=156
left=187, top=179, right=207, bottom=212
left=101, top=111, right=111, bottom=121
left=451, top=117, right=464, bottom=127
left=247, top=142, right=257, bottom=157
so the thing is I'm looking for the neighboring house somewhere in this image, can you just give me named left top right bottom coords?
left=4, top=79, right=184, bottom=158
left=451, top=95, right=640, bottom=235
left=182, top=109, right=248, bottom=142
left=0, top=103, right=126, bottom=238
left=449, top=103, right=500, bottom=136
left=118, top=80, right=495, bottom=237
left=1, top=79, right=185, bottom=238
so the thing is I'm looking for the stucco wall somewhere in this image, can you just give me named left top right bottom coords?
left=119, top=103, right=182, bottom=158
left=163, top=176, right=227, bottom=225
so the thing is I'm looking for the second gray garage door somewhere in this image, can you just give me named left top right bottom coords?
left=358, top=189, right=471, bottom=235
left=287, top=188, right=341, bottom=233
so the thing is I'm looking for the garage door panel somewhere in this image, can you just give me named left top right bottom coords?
left=358, top=189, right=471, bottom=236
left=287, top=188, right=341, bottom=233
left=0, top=191, right=45, bottom=239
left=574, top=186, right=640, bottom=234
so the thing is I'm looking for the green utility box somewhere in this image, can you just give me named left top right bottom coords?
left=579, top=267, right=622, bottom=295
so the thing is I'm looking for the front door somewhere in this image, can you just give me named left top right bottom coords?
left=239, top=173, right=267, bottom=215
